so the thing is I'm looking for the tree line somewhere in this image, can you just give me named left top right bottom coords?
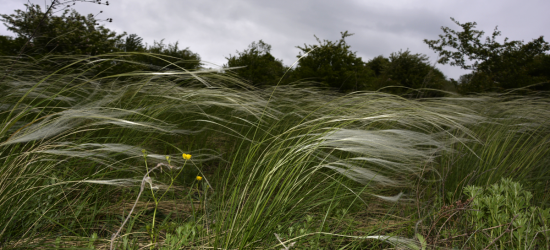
left=1, top=1, right=549, bottom=95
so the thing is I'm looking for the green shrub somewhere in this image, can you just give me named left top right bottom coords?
left=463, top=178, right=550, bottom=249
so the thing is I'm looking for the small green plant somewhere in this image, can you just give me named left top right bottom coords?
left=161, top=222, right=197, bottom=250
left=87, top=232, right=98, bottom=249
left=462, top=178, right=550, bottom=249
left=118, top=235, right=138, bottom=250
left=275, top=214, right=320, bottom=249
left=55, top=237, right=61, bottom=249
left=145, top=152, right=193, bottom=248
left=415, top=233, right=427, bottom=250
left=110, top=152, right=194, bottom=250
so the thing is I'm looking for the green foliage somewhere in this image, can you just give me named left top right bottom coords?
left=386, top=50, right=444, bottom=89
left=365, top=55, right=391, bottom=91
left=99, top=39, right=202, bottom=79
left=225, top=40, right=286, bottom=86
left=385, top=49, right=447, bottom=96
left=141, top=39, right=202, bottom=71
left=161, top=223, right=198, bottom=249
left=529, top=53, right=550, bottom=78
left=274, top=214, right=320, bottom=249
left=87, top=39, right=202, bottom=79
left=366, top=55, right=390, bottom=77
left=456, top=71, right=499, bottom=93
left=119, top=34, right=145, bottom=52
left=523, top=53, right=550, bottom=90
left=0, top=35, right=26, bottom=56
left=463, top=178, right=550, bottom=249
left=87, top=232, right=98, bottom=249
left=0, top=3, right=123, bottom=56
left=0, top=2, right=201, bottom=80
left=291, top=31, right=375, bottom=92
left=365, top=51, right=448, bottom=96
left=92, top=33, right=148, bottom=76
left=424, top=17, right=550, bottom=91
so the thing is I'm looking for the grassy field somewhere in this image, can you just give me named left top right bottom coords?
left=1, top=53, right=549, bottom=249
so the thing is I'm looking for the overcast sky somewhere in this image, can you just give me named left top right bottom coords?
left=2, top=0, right=549, bottom=80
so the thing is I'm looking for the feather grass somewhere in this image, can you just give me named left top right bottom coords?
left=0, top=53, right=549, bottom=249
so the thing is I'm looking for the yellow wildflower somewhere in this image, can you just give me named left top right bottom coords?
left=196, top=176, right=202, bottom=181
left=182, top=154, right=192, bottom=160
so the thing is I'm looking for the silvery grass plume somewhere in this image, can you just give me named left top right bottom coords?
left=0, top=54, right=271, bottom=243
left=268, top=90, right=485, bottom=189
left=427, top=92, right=550, bottom=194
left=208, top=88, right=487, bottom=248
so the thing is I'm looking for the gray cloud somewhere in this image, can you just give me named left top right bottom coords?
left=1, top=0, right=549, bottom=80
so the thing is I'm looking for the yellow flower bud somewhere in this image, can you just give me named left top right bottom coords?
left=196, top=176, right=202, bottom=181
left=182, top=154, right=191, bottom=160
